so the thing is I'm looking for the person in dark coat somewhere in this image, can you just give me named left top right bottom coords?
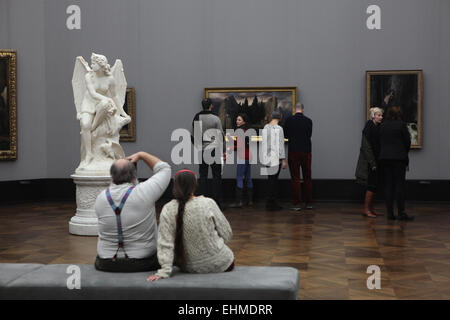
left=284, top=102, right=313, bottom=210
left=379, top=106, right=413, bottom=221
left=355, top=107, right=383, bottom=218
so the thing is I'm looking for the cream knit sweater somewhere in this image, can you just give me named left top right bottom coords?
left=155, top=196, right=234, bottom=278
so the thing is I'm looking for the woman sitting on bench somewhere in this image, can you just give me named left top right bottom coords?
left=147, top=169, right=234, bottom=281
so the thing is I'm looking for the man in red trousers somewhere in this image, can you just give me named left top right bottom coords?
left=283, top=103, right=313, bottom=211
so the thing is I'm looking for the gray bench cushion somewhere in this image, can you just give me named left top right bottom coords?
left=0, top=264, right=299, bottom=300
left=0, top=263, right=44, bottom=287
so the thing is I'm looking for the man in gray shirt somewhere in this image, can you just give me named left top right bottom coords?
left=94, top=151, right=171, bottom=272
left=191, top=98, right=225, bottom=209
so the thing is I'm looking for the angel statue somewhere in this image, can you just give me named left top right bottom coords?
left=72, top=53, right=131, bottom=174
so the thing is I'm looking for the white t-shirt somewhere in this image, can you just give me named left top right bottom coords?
left=95, top=161, right=171, bottom=259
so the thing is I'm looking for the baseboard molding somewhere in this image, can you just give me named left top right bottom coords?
left=1, top=178, right=449, bottom=205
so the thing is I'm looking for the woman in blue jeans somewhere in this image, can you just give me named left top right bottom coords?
left=229, top=113, right=253, bottom=208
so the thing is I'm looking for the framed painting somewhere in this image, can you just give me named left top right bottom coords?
left=0, top=50, right=17, bottom=160
left=204, top=87, right=297, bottom=130
left=120, top=87, right=136, bottom=142
left=366, top=70, right=423, bottom=149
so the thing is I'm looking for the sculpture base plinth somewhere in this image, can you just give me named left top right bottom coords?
left=69, top=174, right=111, bottom=236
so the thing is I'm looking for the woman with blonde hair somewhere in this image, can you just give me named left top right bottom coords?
left=355, top=107, right=384, bottom=218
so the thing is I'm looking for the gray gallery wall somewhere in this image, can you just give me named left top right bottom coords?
left=0, top=0, right=47, bottom=180
left=0, top=2, right=8, bottom=45
left=440, top=0, right=450, bottom=181
left=1, top=0, right=449, bottom=181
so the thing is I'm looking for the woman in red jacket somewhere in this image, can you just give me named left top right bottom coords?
left=229, top=113, right=253, bottom=208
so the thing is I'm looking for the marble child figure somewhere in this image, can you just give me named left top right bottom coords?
left=72, top=53, right=131, bottom=175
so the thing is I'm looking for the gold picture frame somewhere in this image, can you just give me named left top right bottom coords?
left=0, top=50, right=17, bottom=160
left=204, top=87, right=297, bottom=130
left=366, top=70, right=423, bottom=149
left=120, top=87, right=136, bottom=142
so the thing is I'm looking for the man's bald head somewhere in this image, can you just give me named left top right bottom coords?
left=110, top=159, right=137, bottom=185
left=115, top=159, right=130, bottom=169
left=295, top=102, right=304, bottom=112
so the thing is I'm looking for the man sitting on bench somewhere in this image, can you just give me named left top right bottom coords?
left=94, top=151, right=171, bottom=272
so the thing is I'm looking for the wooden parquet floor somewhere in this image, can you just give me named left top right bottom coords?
left=1, top=201, right=450, bottom=300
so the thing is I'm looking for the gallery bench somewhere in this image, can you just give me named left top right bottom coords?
left=0, top=263, right=299, bottom=300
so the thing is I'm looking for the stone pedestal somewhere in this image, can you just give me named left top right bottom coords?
left=69, top=174, right=111, bottom=236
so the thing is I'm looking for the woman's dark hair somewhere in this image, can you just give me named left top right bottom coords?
left=172, top=171, right=197, bottom=266
left=271, top=109, right=282, bottom=120
left=385, top=106, right=403, bottom=120
left=237, top=113, right=248, bottom=124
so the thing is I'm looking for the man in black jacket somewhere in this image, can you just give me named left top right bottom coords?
left=284, top=102, right=313, bottom=210
left=379, top=106, right=413, bottom=221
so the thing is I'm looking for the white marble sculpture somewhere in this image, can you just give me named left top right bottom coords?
left=72, top=53, right=131, bottom=175
left=69, top=53, right=130, bottom=235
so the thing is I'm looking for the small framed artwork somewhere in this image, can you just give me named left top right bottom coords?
left=120, top=87, right=136, bottom=142
left=204, top=87, right=297, bottom=130
left=366, top=70, right=423, bottom=149
left=0, top=50, right=17, bottom=160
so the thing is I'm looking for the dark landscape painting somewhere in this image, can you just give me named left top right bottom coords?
left=204, top=87, right=297, bottom=130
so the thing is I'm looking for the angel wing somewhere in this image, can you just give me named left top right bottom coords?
left=72, top=56, right=91, bottom=114
left=110, top=59, right=127, bottom=110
